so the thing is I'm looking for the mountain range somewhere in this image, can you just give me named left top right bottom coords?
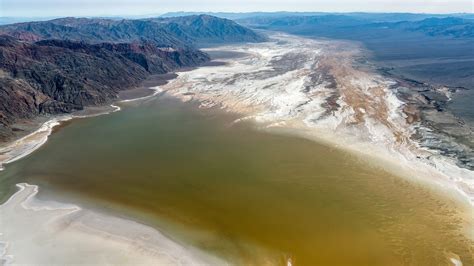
left=240, top=15, right=474, bottom=39
left=161, top=12, right=474, bottom=22
left=0, top=15, right=265, bottom=141
left=239, top=14, right=474, bottom=90
left=0, top=15, right=266, bottom=46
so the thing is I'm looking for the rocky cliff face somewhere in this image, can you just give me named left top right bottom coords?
left=0, top=36, right=208, bottom=140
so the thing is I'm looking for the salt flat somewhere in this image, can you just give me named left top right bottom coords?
left=162, top=33, right=474, bottom=208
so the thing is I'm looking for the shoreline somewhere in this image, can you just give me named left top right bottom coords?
left=262, top=123, right=474, bottom=238
left=271, top=120, right=474, bottom=208
left=0, top=84, right=227, bottom=265
left=0, top=183, right=224, bottom=265
left=2, top=31, right=470, bottom=214
left=160, top=33, right=474, bottom=211
left=0, top=71, right=175, bottom=173
left=0, top=104, right=120, bottom=172
left=0, top=33, right=472, bottom=263
left=0, top=91, right=471, bottom=264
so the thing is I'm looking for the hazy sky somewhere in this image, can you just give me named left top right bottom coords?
left=1, top=0, right=473, bottom=17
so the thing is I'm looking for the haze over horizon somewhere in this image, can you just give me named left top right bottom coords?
left=1, top=0, right=473, bottom=17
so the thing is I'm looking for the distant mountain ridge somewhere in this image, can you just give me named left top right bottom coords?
left=0, top=15, right=266, bottom=47
left=241, top=15, right=474, bottom=39
left=152, top=15, right=267, bottom=45
left=387, top=17, right=474, bottom=38
left=161, top=12, right=474, bottom=22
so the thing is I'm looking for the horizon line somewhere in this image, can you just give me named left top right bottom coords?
left=2, top=10, right=474, bottom=19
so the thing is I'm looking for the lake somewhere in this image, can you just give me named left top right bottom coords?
left=0, top=95, right=472, bottom=265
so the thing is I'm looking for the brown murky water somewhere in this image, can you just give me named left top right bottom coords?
left=0, top=96, right=472, bottom=265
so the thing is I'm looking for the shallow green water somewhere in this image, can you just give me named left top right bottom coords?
left=0, top=96, right=472, bottom=265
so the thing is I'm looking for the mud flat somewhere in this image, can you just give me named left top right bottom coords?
left=162, top=33, right=474, bottom=209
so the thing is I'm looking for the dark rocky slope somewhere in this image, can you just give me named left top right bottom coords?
left=0, top=35, right=209, bottom=140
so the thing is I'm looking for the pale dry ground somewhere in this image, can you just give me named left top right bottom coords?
left=0, top=183, right=225, bottom=265
left=0, top=108, right=114, bottom=171
left=161, top=33, right=474, bottom=212
left=0, top=117, right=70, bottom=171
